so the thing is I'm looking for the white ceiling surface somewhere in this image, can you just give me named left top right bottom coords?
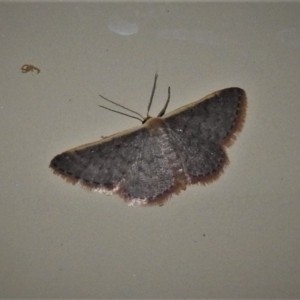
left=1, top=2, right=300, bottom=298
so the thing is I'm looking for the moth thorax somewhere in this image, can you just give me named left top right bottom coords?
left=144, top=117, right=165, bottom=129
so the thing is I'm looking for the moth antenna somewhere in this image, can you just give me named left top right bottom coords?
left=146, top=72, right=158, bottom=117
left=98, top=105, right=144, bottom=122
left=99, top=94, right=144, bottom=119
left=157, top=87, right=171, bottom=117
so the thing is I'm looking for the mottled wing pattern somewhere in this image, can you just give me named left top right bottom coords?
left=163, top=88, right=247, bottom=183
left=164, top=88, right=246, bottom=144
left=167, top=130, right=227, bottom=183
left=50, top=129, right=145, bottom=192
left=120, top=131, right=177, bottom=205
left=50, top=127, right=176, bottom=205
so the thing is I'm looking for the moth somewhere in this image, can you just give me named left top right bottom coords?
left=50, top=74, right=247, bottom=206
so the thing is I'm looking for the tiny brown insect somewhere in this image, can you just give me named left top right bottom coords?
left=21, top=64, right=40, bottom=74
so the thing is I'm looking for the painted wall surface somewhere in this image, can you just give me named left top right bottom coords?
left=0, top=2, right=299, bottom=298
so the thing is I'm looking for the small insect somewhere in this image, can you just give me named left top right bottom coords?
left=50, top=74, right=247, bottom=206
left=21, top=64, right=40, bottom=74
